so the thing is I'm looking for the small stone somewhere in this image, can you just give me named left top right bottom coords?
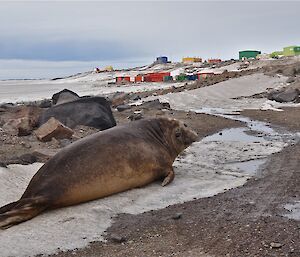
left=20, top=141, right=31, bottom=149
left=0, top=162, right=7, bottom=168
left=172, top=212, right=182, bottom=220
left=116, top=104, right=131, bottom=112
left=286, top=77, right=295, bottom=83
left=110, top=234, right=127, bottom=243
left=270, top=242, right=283, bottom=248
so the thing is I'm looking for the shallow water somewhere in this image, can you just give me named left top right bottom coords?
left=228, top=159, right=266, bottom=176
left=196, top=107, right=297, bottom=177
left=202, top=127, right=266, bottom=143
left=284, top=201, right=300, bottom=221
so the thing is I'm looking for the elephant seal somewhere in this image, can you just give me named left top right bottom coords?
left=0, top=117, right=197, bottom=229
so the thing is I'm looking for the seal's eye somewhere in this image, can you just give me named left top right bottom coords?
left=175, top=129, right=182, bottom=138
left=184, top=123, right=187, bottom=127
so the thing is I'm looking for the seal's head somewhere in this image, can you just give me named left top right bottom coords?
left=158, top=117, right=198, bottom=155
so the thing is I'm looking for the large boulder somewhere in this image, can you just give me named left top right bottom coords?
left=52, top=89, right=80, bottom=105
left=39, top=97, right=116, bottom=130
left=35, top=117, right=74, bottom=142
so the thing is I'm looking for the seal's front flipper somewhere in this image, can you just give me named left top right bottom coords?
left=161, top=169, right=175, bottom=187
left=0, top=197, right=48, bottom=229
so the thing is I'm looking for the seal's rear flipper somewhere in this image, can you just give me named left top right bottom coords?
left=0, top=197, right=48, bottom=229
left=0, top=201, right=18, bottom=214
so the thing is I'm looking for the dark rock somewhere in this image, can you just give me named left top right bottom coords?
left=31, top=149, right=58, bottom=162
left=7, top=153, right=37, bottom=165
left=52, top=89, right=80, bottom=105
left=0, top=103, right=14, bottom=109
left=0, top=162, right=7, bottom=168
left=116, top=104, right=131, bottom=112
left=39, top=97, right=116, bottom=130
left=268, top=88, right=299, bottom=103
left=287, top=77, right=295, bottom=83
left=130, top=94, right=141, bottom=101
left=141, top=99, right=170, bottom=110
left=128, top=113, right=143, bottom=121
left=19, top=153, right=37, bottom=164
left=59, top=139, right=73, bottom=147
left=39, top=99, right=52, bottom=108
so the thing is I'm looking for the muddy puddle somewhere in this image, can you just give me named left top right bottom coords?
left=202, top=127, right=266, bottom=143
left=195, top=107, right=298, bottom=177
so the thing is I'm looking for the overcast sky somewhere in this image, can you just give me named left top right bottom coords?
left=0, top=1, right=299, bottom=63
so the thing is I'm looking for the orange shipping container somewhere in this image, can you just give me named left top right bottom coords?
left=135, top=75, right=143, bottom=83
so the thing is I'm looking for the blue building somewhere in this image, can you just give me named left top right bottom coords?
left=156, top=56, right=168, bottom=64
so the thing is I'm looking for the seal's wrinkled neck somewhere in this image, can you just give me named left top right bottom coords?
left=157, top=118, right=184, bottom=160
left=161, top=118, right=197, bottom=159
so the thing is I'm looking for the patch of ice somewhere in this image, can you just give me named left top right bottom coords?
left=150, top=73, right=288, bottom=111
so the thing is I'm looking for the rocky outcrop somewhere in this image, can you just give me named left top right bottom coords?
left=1, top=106, right=42, bottom=136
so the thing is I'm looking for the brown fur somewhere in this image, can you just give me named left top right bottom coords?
left=0, top=117, right=197, bottom=229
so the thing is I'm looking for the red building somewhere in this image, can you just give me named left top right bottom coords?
left=207, top=59, right=222, bottom=64
left=116, top=76, right=131, bottom=83
left=143, top=72, right=171, bottom=82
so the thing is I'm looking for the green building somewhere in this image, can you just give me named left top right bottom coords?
left=239, top=50, right=261, bottom=60
left=163, top=75, right=173, bottom=82
left=283, top=46, right=300, bottom=56
left=176, top=74, right=187, bottom=81
left=270, top=51, right=284, bottom=58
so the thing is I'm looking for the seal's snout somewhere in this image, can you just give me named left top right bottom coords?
left=183, top=127, right=198, bottom=146
left=189, top=129, right=198, bottom=142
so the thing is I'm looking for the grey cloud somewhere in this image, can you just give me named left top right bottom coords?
left=0, top=1, right=299, bottom=61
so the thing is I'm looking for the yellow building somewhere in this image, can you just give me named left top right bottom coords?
left=182, top=57, right=202, bottom=63
left=104, top=66, right=114, bottom=72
